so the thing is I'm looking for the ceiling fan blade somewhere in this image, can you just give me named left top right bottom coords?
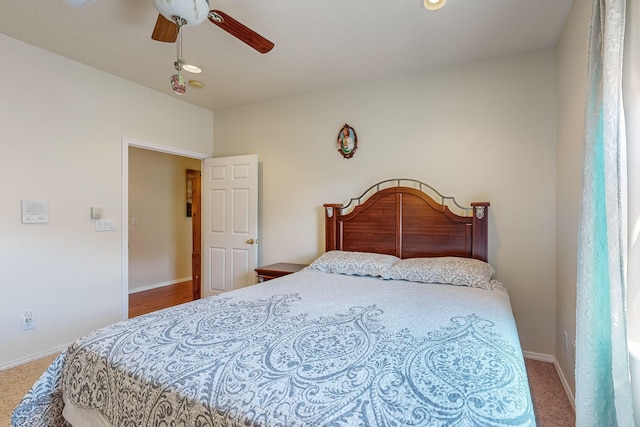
left=208, top=10, right=274, bottom=54
left=152, top=14, right=179, bottom=43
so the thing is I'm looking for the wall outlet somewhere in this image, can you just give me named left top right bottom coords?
left=22, top=311, right=34, bottom=330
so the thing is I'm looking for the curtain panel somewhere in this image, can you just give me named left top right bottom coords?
left=576, top=0, right=635, bottom=425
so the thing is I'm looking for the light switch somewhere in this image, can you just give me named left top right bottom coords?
left=96, top=219, right=116, bottom=231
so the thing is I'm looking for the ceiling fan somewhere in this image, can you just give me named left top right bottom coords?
left=151, top=0, right=274, bottom=54
left=63, top=0, right=274, bottom=54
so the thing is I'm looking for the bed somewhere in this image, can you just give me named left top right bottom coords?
left=12, top=179, right=535, bottom=427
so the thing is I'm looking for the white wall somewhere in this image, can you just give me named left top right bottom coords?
left=213, top=49, right=558, bottom=356
left=128, top=148, right=201, bottom=293
left=0, top=34, right=213, bottom=368
left=556, top=0, right=591, bottom=398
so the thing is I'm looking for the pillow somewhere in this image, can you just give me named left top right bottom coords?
left=381, top=256, right=495, bottom=288
left=306, top=250, right=400, bottom=277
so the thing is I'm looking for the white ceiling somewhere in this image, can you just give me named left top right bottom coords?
left=1, top=0, right=574, bottom=112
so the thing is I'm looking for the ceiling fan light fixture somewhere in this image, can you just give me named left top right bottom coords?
left=183, top=64, right=202, bottom=74
left=423, top=0, right=446, bottom=11
left=63, top=0, right=99, bottom=8
left=152, top=0, right=210, bottom=26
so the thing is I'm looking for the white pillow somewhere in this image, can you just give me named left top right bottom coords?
left=381, top=256, right=495, bottom=288
left=306, top=250, right=400, bottom=277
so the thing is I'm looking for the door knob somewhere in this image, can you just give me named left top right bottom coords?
left=246, top=238, right=258, bottom=244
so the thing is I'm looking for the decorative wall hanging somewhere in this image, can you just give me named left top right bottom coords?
left=336, top=124, right=357, bottom=158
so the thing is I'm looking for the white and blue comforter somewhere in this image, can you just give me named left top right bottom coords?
left=13, top=270, right=535, bottom=426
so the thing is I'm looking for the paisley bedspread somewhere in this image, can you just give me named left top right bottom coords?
left=13, top=270, right=535, bottom=426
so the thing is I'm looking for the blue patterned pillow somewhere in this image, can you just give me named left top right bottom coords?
left=306, top=250, right=400, bottom=277
left=381, top=256, right=495, bottom=288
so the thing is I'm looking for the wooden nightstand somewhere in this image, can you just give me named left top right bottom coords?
left=255, top=263, right=308, bottom=282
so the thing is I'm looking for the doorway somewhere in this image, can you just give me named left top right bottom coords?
left=121, top=138, right=209, bottom=320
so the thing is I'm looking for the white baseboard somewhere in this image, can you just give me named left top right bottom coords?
left=523, top=351, right=555, bottom=363
left=523, top=351, right=576, bottom=410
left=129, top=277, right=192, bottom=294
left=0, top=343, right=69, bottom=372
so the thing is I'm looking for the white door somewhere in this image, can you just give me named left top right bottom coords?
left=202, top=154, right=258, bottom=297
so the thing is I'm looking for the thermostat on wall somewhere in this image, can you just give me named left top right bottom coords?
left=91, top=206, right=103, bottom=219
left=21, top=199, right=49, bottom=224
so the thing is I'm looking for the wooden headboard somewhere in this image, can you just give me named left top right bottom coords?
left=324, top=179, right=490, bottom=261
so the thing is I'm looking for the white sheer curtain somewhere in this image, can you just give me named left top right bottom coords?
left=624, top=0, right=640, bottom=423
left=575, top=0, right=636, bottom=425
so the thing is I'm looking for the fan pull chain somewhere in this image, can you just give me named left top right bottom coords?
left=171, top=20, right=186, bottom=95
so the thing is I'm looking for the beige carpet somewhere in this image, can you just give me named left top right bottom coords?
left=1, top=355, right=574, bottom=426
left=526, top=358, right=576, bottom=426
left=0, top=354, right=58, bottom=427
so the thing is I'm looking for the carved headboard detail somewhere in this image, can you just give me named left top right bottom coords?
left=323, top=179, right=490, bottom=261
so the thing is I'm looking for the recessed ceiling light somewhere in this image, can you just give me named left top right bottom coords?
left=188, top=80, right=205, bottom=89
left=423, top=0, right=446, bottom=11
left=183, top=64, right=202, bottom=73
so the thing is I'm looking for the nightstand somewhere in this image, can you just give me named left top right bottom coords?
left=255, top=263, right=308, bottom=282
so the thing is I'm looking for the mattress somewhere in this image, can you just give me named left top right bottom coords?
left=13, top=268, right=535, bottom=426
